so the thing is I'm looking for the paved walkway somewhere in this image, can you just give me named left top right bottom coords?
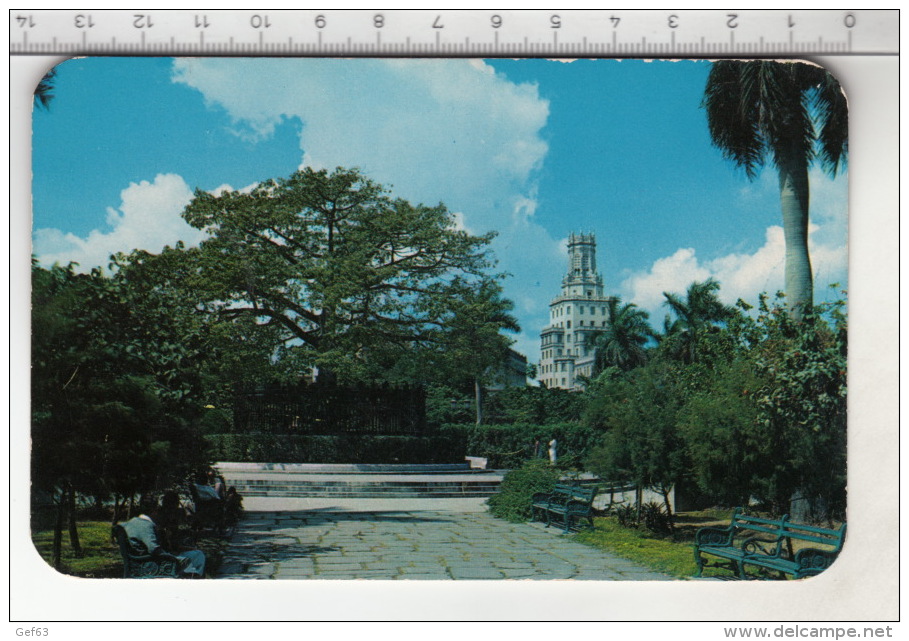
left=216, top=503, right=673, bottom=581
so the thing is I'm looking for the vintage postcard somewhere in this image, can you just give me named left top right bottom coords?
left=16, top=54, right=893, bottom=622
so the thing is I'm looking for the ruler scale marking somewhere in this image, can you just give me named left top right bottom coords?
left=7, top=10, right=897, bottom=56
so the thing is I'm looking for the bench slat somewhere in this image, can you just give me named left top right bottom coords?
left=694, top=509, right=845, bottom=580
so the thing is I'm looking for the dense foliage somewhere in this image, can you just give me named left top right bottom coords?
left=31, top=261, right=214, bottom=567
left=584, top=284, right=848, bottom=525
left=168, top=166, right=513, bottom=384
left=486, top=460, right=561, bottom=522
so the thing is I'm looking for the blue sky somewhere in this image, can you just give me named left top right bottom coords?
left=32, top=57, right=848, bottom=364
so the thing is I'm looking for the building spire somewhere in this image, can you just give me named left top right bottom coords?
left=562, top=232, right=603, bottom=294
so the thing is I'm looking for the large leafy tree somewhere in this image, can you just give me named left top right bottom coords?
left=703, top=61, right=848, bottom=319
left=586, top=297, right=653, bottom=374
left=179, top=167, right=498, bottom=382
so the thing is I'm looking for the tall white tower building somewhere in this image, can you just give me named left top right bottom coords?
left=538, top=233, right=611, bottom=390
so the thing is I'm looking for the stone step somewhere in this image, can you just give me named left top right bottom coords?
left=216, top=462, right=504, bottom=499
left=225, top=481, right=502, bottom=498
left=215, top=462, right=487, bottom=475
left=236, top=490, right=497, bottom=498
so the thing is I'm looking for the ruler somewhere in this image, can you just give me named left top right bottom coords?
left=9, top=9, right=899, bottom=57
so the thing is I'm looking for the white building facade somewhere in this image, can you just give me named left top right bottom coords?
left=538, top=233, right=611, bottom=390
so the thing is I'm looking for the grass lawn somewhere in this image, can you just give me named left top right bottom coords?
left=31, top=520, right=231, bottom=579
left=31, top=521, right=123, bottom=578
left=574, top=508, right=738, bottom=580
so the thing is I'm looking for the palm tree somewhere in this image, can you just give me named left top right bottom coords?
left=587, top=297, right=653, bottom=374
left=34, top=68, right=56, bottom=110
left=703, top=61, right=848, bottom=320
left=661, top=279, right=736, bottom=364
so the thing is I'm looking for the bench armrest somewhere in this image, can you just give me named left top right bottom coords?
left=741, top=536, right=785, bottom=558
left=695, top=526, right=735, bottom=547
left=793, top=548, right=839, bottom=574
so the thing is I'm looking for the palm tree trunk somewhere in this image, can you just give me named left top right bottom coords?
left=777, top=150, right=813, bottom=320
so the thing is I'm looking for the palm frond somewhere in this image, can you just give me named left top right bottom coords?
left=812, top=70, right=849, bottom=176
left=34, top=68, right=56, bottom=111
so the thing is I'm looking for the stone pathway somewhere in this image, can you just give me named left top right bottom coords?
left=216, top=508, right=673, bottom=580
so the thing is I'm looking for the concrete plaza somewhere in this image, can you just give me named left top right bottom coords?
left=215, top=498, right=673, bottom=581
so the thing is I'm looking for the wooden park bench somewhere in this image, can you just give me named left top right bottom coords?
left=694, top=507, right=846, bottom=580
left=532, top=483, right=598, bottom=533
left=112, top=524, right=181, bottom=579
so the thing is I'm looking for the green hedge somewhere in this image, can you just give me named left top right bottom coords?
left=204, top=433, right=466, bottom=464
left=205, top=422, right=602, bottom=468
left=443, top=422, right=600, bottom=469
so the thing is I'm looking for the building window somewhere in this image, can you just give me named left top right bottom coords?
left=567, top=321, right=571, bottom=329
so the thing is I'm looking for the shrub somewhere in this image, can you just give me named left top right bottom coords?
left=487, top=459, right=560, bottom=522
left=640, top=501, right=671, bottom=534
left=614, top=504, right=638, bottom=529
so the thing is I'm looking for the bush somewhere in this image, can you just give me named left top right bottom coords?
left=204, top=433, right=466, bottom=464
left=614, top=504, right=638, bottom=529
left=487, top=460, right=560, bottom=522
left=612, top=501, right=672, bottom=534
left=640, top=501, right=671, bottom=534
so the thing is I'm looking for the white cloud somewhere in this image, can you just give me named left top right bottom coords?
left=622, top=222, right=847, bottom=321
left=622, top=167, right=848, bottom=321
left=34, top=173, right=205, bottom=271
left=172, top=57, right=559, bottom=359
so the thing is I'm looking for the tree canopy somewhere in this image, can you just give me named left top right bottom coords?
left=702, top=61, right=848, bottom=318
left=175, top=167, right=501, bottom=382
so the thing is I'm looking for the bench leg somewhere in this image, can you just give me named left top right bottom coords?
left=693, top=548, right=704, bottom=577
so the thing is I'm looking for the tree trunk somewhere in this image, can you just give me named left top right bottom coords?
left=474, top=379, right=484, bottom=425
left=67, top=486, right=83, bottom=557
left=66, top=487, right=83, bottom=556
left=660, top=485, right=675, bottom=533
left=52, top=490, right=65, bottom=571
left=777, top=150, right=813, bottom=320
left=111, top=494, right=122, bottom=526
